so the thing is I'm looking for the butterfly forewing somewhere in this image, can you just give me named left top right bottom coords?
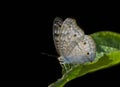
left=59, top=18, right=84, bottom=57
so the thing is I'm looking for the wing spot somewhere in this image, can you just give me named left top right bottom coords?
left=54, top=33, right=59, bottom=37
left=83, top=42, right=86, bottom=45
left=87, top=52, right=89, bottom=55
left=74, top=34, right=77, bottom=37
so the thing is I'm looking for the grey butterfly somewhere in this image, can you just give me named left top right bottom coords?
left=53, top=17, right=96, bottom=65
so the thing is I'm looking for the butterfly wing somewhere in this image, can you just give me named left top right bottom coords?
left=53, top=17, right=84, bottom=56
left=65, top=35, right=96, bottom=64
left=59, top=18, right=85, bottom=57
left=53, top=17, right=63, bottom=55
left=53, top=17, right=96, bottom=64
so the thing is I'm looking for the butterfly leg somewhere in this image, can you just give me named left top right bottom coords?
left=58, top=57, right=72, bottom=73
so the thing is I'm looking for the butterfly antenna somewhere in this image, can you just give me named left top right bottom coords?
left=40, top=52, right=58, bottom=58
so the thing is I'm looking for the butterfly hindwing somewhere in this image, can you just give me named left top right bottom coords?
left=53, top=17, right=63, bottom=55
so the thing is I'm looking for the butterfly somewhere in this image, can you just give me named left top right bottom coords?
left=53, top=17, right=96, bottom=66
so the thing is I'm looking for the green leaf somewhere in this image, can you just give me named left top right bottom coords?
left=91, top=31, right=120, bottom=61
left=49, top=31, right=120, bottom=87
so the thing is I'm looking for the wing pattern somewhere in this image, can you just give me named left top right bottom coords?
left=53, top=17, right=96, bottom=64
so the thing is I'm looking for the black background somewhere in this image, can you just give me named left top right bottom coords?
left=17, top=5, right=120, bottom=87
left=4, top=2, right=120, bottom=87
